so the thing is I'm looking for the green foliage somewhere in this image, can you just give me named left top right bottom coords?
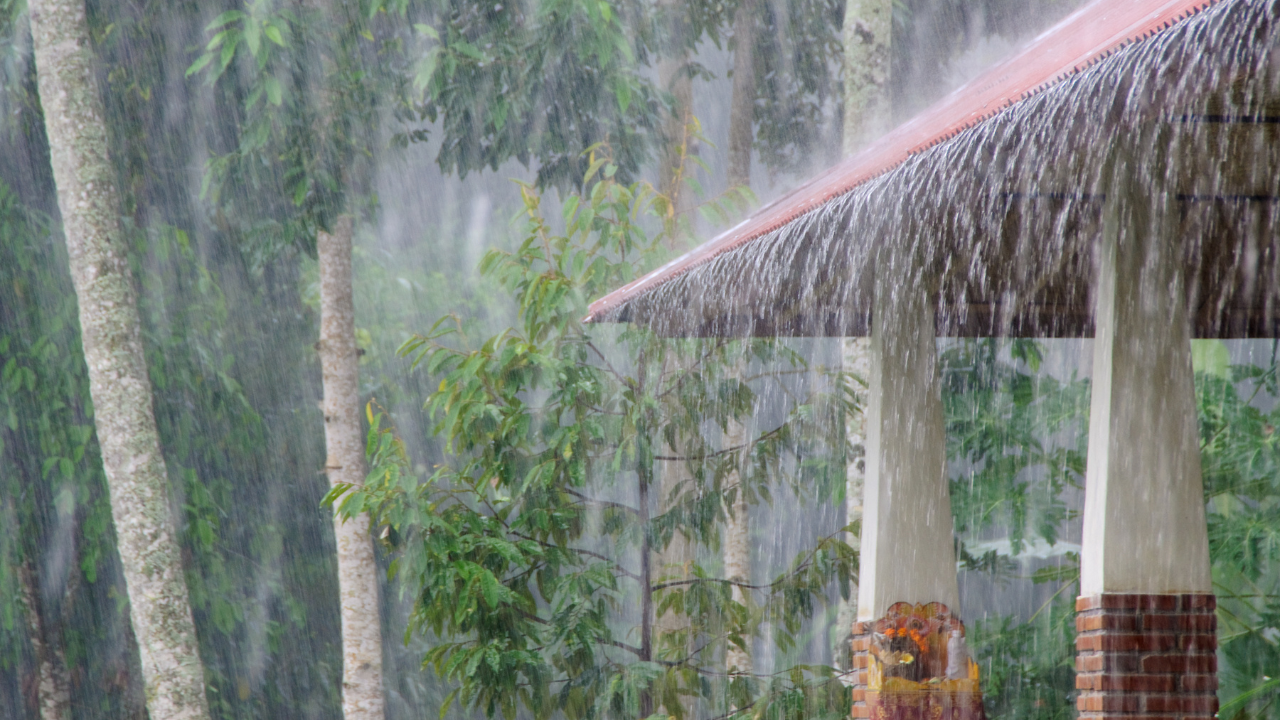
left=0, top=178, right=129, bottom=714
left=943, top=339, right=1089, bottom=560
left=967, top=597, right=1077, bottom=720
left=1197, top=343, right=1280, bottom=720
left=747, top=0, right=846, bottom=176
left=939, top=338, right=1089, bottom=720
left=336, top=155, right=855, bottom=720
left=396, top=0, right=664, bottom=190
left=188, top=0, right=395, bottom=258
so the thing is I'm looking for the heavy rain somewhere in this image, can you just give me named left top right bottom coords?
left=1, top=1, right=1278, bottom=720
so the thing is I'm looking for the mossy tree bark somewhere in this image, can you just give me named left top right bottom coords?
left=723, top=414, right=752, bottom=679
left=727, top=0, right=756, bottom=190
left=17, top=559, right=71, bottom=720
left=28, top=1, right=211, bottom=718
left=317, top=216, right=385, bottom=720
left=724, top=4, right=757, bottom=677
left=841, top=0, right=891, bottom=156
left=656, top=0, right=694, bottom=227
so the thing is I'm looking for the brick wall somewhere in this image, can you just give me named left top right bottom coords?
left=850, top=621, right=871, bottom=719
left=1075, top=593, right=1218, bottom=720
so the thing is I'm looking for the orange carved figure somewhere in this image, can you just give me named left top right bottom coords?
left=861, top=603, right=986, bottom=720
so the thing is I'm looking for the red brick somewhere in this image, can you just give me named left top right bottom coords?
left=1141, top=654, right=1216, bottom=674
left=1075, top=635, right=1101, bottom=651
left=1139, top=614, right=1178, bottom=631
left=851, top=689, right=865, bottom=703
left=1077, top=595, right=1100, bottom=611
left=1140, top=614, right=1214, bottom=632
left=1076, top=674, right=1176, bottom=692
left=1077, top=652, right=1140, bottom=673
left=1096, top=594, right=1152, bottom=610
left=1094, top=594, right=1141, bottom=610
left=1078, top=694, right=1142, bottom=713
left=1183, top=594, right=1216, bottom=610
left=1179, top=674, right=1219, bottom=692
left=851, top=705, right=870, bottom=718
left=852, top=654, right=868, bottom=669
left=1144, top=695, right=1219, bottom=714
left=1078, top=614, right=1138, bottom=632
left=1178, top=633, right=1218, bottom=653
left=1077, top=633, right=1179, bottom=653
left=851, top=638, right=871, bottom=652
left=1182, top=614, right=1217, bottom=632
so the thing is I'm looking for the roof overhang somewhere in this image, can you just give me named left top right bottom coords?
left=585, top=0, right=1280, bottom=339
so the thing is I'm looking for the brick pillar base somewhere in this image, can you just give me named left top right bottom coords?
left=1075, top=594, right=1218, bottom=720
left=850, top=621, right=871, bottom=718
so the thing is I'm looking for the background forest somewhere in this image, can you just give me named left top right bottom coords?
left=1, top=1, right=1278, bottom=720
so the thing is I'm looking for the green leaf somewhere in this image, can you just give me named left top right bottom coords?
left=614, top=78, right=632, bottom=114
left=1192, top=339, right=1231, bottom=379
left=244, top=21, right=261, bottom=57
left=453, top=41, right=484, bottom=61
left=263, top=24, right=285, bottom=47
left=264, top=76, right=283, bottom=106
left=218, top=37, right=238, bottom=73
left=206, top=10, right=245, bottom=30
left=185, top=52, right=214, bottom=78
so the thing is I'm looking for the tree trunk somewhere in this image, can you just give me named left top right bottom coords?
left=723, top=414, right=751, bottom=678
left=28, top=3, right=211, bottom=719
left=842, top=338, right=870, bottom=555
left=841, top=0, right=892, bottom=156
left=17, top=559, right=72, bottom=720
left=317, top=216, right=385, bottom=720
left=653, top=353, right=694, bottom=718
left=726, top=0, right=756, bottom=190
left=657, top=0, right=694, bottom=230
left=835, top=337, right=870, bottom=663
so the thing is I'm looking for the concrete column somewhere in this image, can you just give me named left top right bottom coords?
left=848, top=276, right=967, bottom=719
left=1076, top=162, right=1216, bottom=720
left=1081, top=168, right=1211, bottom=596
left=855, top=281, right=959, bottom=623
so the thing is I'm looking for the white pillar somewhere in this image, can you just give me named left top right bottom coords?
left=1080, top=164, right=1211, bottom=595
left=856, top=278, right=960, bottom=621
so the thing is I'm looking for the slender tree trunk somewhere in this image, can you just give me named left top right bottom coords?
left=841, top=0, right=892, bottom=156
left=318, top=216, right=385, bottom=720
left=18, top=559, right=72, bottom=720
left=28, top=3, right=211, bottom=718
left=835, top=337, right=870, bottom=663
left=653, top=353, right=695, bottom=719
left=657, top=61, right=693, bottom=221
left=725, top=0, right=757, bottom=680
left=723, top=413, right=751, bottom=677
left=657, top=0, right=694, bottom=227
left=638, top=461, right=655, bottom=718
left=727, top=0, right=756, bottom=190
left=841, top=339, right=870, bottom=556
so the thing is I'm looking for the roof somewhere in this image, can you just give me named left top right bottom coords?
left=584, top=0, right=1280, bottom=337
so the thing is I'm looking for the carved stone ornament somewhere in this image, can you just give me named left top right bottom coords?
left=864, top=602, right=986, bottom=720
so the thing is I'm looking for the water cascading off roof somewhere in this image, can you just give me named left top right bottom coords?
left=585, top=0, right=1280, bottom=340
